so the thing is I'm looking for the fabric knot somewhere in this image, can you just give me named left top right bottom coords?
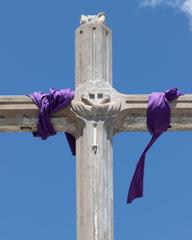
left=28, top=88, right=76, bottom=155
left=165, top=88, right=182, bottom=101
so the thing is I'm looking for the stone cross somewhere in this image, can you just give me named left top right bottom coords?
left=0, top=13, right=192, bottom=240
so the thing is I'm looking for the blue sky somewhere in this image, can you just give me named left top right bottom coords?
left=0, top=0, right=192, bottom=239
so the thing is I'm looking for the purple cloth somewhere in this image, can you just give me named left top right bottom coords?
left=127, top=88, right=182, bottom=203
left=29, top=88, right=76, bottom=155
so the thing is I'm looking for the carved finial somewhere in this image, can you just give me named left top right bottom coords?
left=80, top=12, right=106, bottom=25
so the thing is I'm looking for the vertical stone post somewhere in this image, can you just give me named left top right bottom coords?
left=75, top=120, right=114, bottom=240
left=72, top=15, right=120, bottom=240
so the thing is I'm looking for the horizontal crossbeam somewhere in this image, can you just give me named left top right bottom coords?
left=0, top=96, right=76, bottom=134
left=114, top=94, right=192, bottom=134
left=0, top=94, right=191, bottom=135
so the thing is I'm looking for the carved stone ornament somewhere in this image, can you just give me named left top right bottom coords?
left=80, top=12, right=106, bottom=25
left=71, top=94, right=121, bottom=119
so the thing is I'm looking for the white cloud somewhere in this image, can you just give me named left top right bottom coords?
left=141, top=0, right=166, bottom=7
left=181, top=0, right=192, bottom=24
left=140, top=0, right=192, bottom=30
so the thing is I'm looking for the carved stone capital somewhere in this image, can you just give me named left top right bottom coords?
left=71, top=94, right=121, bottom=121
left=80, top=12, right=106, bottom=25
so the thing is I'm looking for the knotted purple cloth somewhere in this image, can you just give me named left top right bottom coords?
left=127, top=88, right=182, bottom=203
left=29, top=88, right=76, bottom=155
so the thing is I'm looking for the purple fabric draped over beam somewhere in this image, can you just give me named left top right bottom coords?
left=28, top=88, right=76, bottom=155
left=127, top=88, right=182, bottom=204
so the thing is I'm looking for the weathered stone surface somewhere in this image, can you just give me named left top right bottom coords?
left=0, top=94, right=191, bottom=133
left=73, top=19, right=115, bottom=240
left=0, top=96, right=76, bottom=134
left=113, top=93, right=192, bottom=134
